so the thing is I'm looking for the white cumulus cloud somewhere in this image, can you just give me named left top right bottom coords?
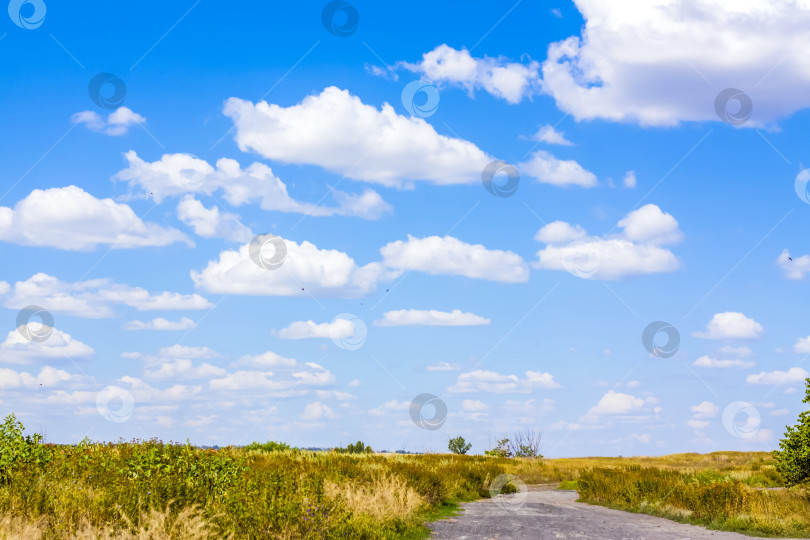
left=223, top=86, right=492, bottom=188
left=533, top=204, right=682, bottom=280
left=693, top=312, right=764, bottom=340
left=540, top=0, right=810, bottom=126
left=448, top=369, right=559, bottom=393
left=397, top=44, right=541, bottom=104
left=0, top=186, right=190, bottom=251
left=71, top=106, right=146, bottom=136
left=374, top=309, right=490, bottom=327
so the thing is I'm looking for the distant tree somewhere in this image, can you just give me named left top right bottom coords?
left=484, top=438, right=512, bottom=457
left=244, top=441, right=292, bottom=452
left=774, top=378, right=810, bottom=486
left=337, top=440, right=372, bottom=454
left=448, top=436, right=472, bottom=455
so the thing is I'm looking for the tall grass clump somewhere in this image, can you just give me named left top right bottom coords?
left=578, top=465, right=810, bottom=537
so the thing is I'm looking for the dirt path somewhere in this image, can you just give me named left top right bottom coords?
left=428, top=485, right=795, bottom=540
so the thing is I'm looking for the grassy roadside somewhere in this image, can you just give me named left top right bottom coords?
left=0, top=439, right=511, bottom=539
left=1, top=435, right=807, bottom=539
left=575, top=465, right=810, bottom=538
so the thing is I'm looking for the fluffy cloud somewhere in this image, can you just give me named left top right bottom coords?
left=1, top=273, right=212, bottom=318
left=234, top=351, right=297, bottom=368
left=691, top=401, right=719, bottom=419
left=448, top=369, right=559, bottom=393
left=398, top=44, right=541, bottom=104
left=0, top=328, right=94, bottom=364
left=177, top=196, right=253, bottom=242
left=527, top=124, right=573, bottom=146
left=426, top=362, right=461, bottom=371
left=0, top=186, right=189, bottom=251
left=533, top=204, right=682, bottom=280
left=693, top=312, right=764, bottom=340
left=779, top=249, right=810, bottom=279
left=223, top=86, right=492, bottom=188
left=588, top=391, right=644, bottom=415
left=693, top=356, right=755, bottom=369
left=71, top=106, right=146, bottom=136
left=0, top=365, right=78, bottom=389
left=116, top=152, right=391, bottom=220
left=124, top=345, right=224, bottom=380
left=274, top=319, right=355, bottom=340
left=368, top=399, right=410, bottom=416
left=374, top=309, right=490, bottom=327
left=623, top=171, right=637, bottom=189
left=381, top=235, right=529, bottom=283
left=191, top=237, right=387, bottom=297
left=533, top=221, right=586, bottom=244
left=123, top=317, right=197, bottom=331
left=794, top=336, right=810, bottom=353
left=300, top=402, right=338, bottom=420
left=208, top=356, right=335, bottom=393
left=747, top=367, right=809, bottom=385
left=519, top=150, right=597, bottom=187
left=145, top=359, right=225, bottom=380
left=194, top=233, right=528, bottom=298
left=541, top=0, right=810, bottom=126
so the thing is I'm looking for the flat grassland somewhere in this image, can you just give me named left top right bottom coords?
left=1, top=441, right=808, bottom=539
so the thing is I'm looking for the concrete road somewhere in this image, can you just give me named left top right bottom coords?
left=428, top=485, right=790, bottom=540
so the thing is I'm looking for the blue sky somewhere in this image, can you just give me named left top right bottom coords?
left=2, top=0, right=810, bottom=457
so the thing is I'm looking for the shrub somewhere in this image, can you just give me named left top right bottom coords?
left=485, top=438, right=512, bottom=458
left=773, top=377, right=810, bottom=487
left=0, top=413, right=52, bottom=484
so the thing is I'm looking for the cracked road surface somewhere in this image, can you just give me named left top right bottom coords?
left=428, top=485, right=794, bottom=540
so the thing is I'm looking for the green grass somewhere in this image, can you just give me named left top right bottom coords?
left=576, top=465, right=810, bottom=538
left=0, top=414, right=805, bottom=539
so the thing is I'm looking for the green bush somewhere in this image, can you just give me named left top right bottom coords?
left=773, top=377, right=810, bottom=487
left=0, top=413, right=52, bottom=484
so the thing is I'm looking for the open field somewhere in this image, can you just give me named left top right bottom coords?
left=1, top=431, right=808, bottom=540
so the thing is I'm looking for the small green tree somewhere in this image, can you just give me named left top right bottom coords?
left=774, top=378, right=810, bottom=486
left=448, top=436, right=471, bottom=455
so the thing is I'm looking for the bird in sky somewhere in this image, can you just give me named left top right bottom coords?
left=789, top=257, right=793, bottom=261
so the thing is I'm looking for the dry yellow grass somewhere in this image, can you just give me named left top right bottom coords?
left=0, top=506, right=222, bottom=540
left=324, top=472, right=425, bottom=520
